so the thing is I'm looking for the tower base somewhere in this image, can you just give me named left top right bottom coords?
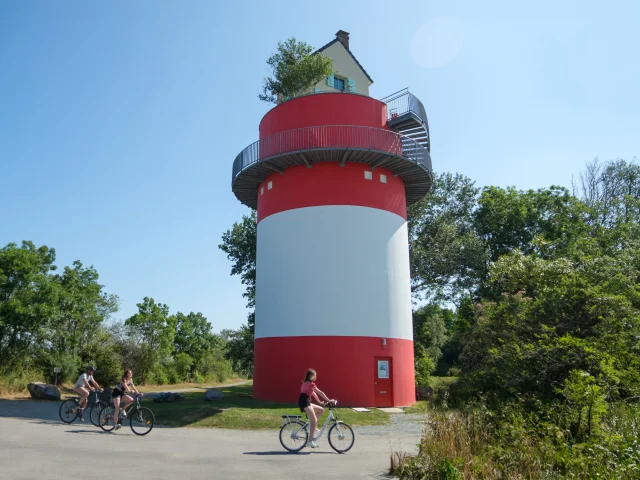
left=253, top=336, right=415, bottom=407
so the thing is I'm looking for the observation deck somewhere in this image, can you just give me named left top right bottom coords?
left=231, top=90, right=432, bottom=210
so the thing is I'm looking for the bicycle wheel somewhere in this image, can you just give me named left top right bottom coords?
left=328, top=422, right=355, bottom=453
left=279, top=420, right=308, bottom=453
left=59, top=399, right=79, bottom=424
left=129, top=407, right=155, bottom=436
left=98, top=405, right=117, bottom=432
left=89, top=402, right=106, bottom=427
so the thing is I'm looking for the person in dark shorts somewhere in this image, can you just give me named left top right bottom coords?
left=111, top=369, right=142, bottom=430
left=298, top=368, right=334, bottom=448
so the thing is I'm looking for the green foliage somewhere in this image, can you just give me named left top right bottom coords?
left=219, top=212, right=257, bottom=311
left=394, top=158, right=640, bottom=480
left=125, top=297, right=177, bottom=359
left=175, top=312, right=218, bottom=359
left=0, top=367, right=44, bottom=395
left=197, top=349, right=233, bottom=383
left=408, top=172, right=488, bottom=304
left=414, top=350, right=436, bottom=387
left=222, top=324, right=254, bottom=378
left=393, top=400, right=640, bottom=480
left=219, top=213, right=258, bottom=376
left=259, top=37, right=333, bottom=104
left=562, top=370, right=608, bottom=439
left=0, top=241, right=59, bottom=368
left=0, top=239, right=238, bottom=389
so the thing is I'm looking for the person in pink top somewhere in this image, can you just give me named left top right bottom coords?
left=298, top=368, right=334, bottom=448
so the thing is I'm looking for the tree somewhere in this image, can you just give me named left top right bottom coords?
left=0, top=241, right=59, bottom=368
left=219, top=211, right=257, bottom=314
left=223, top=324, right=254, bottom=377
left=575, top=157, right=640, bottom=228
left=474, top=185, right=592, bottom=265
left=173, top=311, right=218, bottom=368
left=458, top=250, right=640, bottom=402
left=125, top=297, right=177, bottom=381
left=51, top=261, right=119, bottom=358
left=219, top=212, right=258, bottom=375
left=259, top=37, right=333, bottom=104
left=408, top=172, right=487, bottom=305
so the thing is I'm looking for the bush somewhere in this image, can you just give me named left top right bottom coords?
left=0, top=367, right=44, bottom=395
left=173, top=353, right=194, bottom=381
left=198, top=349, right=233, bottom=383
left=146, top=364, right=170, bottom=385
left=415, top=349, right=436, bottom=387
left=81, top=341, right=123, bottom=386
left=391, top=400, right=640, bottom=480
left=38, top=351, right=81, bottom=384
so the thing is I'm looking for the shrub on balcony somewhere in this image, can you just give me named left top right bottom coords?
left=258, top=37, right=333, bottom=104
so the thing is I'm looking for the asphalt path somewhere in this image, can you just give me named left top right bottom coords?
left=0, top=399, right=422, bottom=480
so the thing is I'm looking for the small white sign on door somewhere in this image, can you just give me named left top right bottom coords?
left=378, top=360, right=389, bottom=379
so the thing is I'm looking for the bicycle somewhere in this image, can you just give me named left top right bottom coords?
left=98, top=393, right=155, bottom=436
left=279, top=400, right=355, bottom=453
left=59, top=389, right=106, bottom=426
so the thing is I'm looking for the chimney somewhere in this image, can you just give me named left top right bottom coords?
left=336, top=30, right=350, bottom=50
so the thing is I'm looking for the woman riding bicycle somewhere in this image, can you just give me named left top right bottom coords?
left=112, top=369, right=142, bottom=430
left=298, top=368, right=334, bottom=448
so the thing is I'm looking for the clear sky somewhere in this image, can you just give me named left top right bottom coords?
left=1, top=0, right=638, bottom=332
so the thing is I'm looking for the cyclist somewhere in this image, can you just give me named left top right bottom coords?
left=72, top=366, right=101, bottom=421
left=298, top=368, right=334, bottom=448
left=112, top=369, right=142, bottom=430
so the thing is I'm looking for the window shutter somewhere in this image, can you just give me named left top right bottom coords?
left=348, top=78, right=356, bottom=92
left=326, top=73, right=335, bottom=87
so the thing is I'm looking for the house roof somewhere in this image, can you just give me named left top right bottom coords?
left=313, top=38, right=374, bottom=85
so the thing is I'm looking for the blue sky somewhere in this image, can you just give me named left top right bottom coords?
left=1, top=0, right=638, bottom=332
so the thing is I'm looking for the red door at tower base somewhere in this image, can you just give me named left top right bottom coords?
left=374, top=357, right=393, bottom=407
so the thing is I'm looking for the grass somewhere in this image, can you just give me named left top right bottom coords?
left=137, top=378, right=247, bottom=393
left=147, top=384, right=391, bottom=429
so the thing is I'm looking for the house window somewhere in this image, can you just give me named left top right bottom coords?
left=364, top=171, right=372, bottom=180
left=334, top=77, right=345, bottom=91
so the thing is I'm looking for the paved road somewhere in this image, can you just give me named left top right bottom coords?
left=0, top=400, right=422, bottom=480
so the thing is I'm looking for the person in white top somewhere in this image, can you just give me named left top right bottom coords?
left=73, top=366, right=101, bottom=420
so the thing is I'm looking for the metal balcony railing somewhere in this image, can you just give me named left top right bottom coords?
left=231, top=125, right=432, bottom=186
left=380, top=88, right=429, bottom=127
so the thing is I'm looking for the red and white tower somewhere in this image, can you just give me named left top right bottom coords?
left=231, top=32, right=432, bottom=407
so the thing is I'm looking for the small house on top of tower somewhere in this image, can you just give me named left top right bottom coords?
left=312, top=30, right=374, bottom=96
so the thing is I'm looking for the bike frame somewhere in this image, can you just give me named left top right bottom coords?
left=282, top=406, right=340, bottom=441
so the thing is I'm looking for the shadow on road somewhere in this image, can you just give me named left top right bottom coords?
left=243, top=451, right=334, bottom=456
left=0, top=399, right=61, bottom=422
left=66, top=429, right=110, bottom=435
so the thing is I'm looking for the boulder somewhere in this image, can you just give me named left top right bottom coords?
left=153, top=392, right=170, bottom=403
left=153, top=392, right=185, bottom=403
left=27, top=382, right=61, bottom=401
left=204, top=389, right=224, bottom=401
left=416, top=386, right=434, bottom=400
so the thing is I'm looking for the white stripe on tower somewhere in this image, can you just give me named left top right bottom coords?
left=255, top=205, right=413, bottom=340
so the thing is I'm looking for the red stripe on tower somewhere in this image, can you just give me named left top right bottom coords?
left=257, top=163, right=406, bottom=223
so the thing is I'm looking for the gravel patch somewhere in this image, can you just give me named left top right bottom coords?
left=354, top=412, right=426, bottom=436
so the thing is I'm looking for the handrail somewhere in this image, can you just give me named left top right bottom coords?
left=232, top=125, right=431, bottom=186
left=383, top=90, right=429, bottom=129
